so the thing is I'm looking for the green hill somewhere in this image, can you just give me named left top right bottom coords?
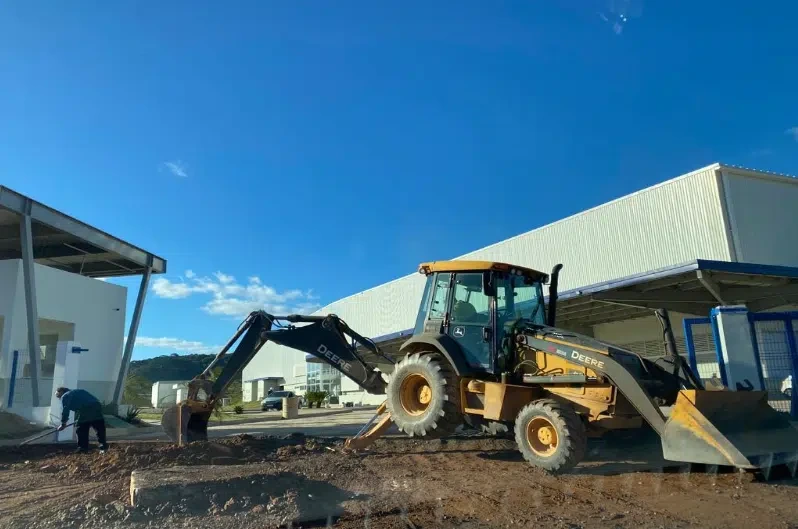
left=122, top=354, right=242, bottom=407
left=128, top=353, right=225, bottom=382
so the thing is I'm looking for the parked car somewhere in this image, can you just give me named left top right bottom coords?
left=782, top=375, right=793, bottom=398
left=261, top=390, right=295, bottom=411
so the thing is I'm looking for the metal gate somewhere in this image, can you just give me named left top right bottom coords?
left=748, top=312, right=798, bottom=419
left=683, top=317, right=724, bottom=386
left=684, top=312, right=798, bottom=419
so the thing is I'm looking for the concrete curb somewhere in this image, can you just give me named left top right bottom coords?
left=206, top=406, right=377, bottom=428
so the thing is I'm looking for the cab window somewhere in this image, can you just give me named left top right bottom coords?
left=450, top=273, right=490, bottom=323
left=428, top=273, right=451, bottom=320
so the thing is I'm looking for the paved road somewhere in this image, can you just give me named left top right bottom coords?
left=209, top=408, right=388, bottom=439
left=108, top=408, right=385, bottom=442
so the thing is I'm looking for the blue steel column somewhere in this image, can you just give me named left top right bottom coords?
left=784, top=317, right=798, bottom=420
left=112, top=267, right=151, bottom=404
left=20, top=210, right=42, bottom=406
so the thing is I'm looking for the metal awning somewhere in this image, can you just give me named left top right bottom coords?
left=243, top=376, right=285, bottom=383
left=0, top=186, right=166, bottom=277
left=556, top=259, right=798, bottom=329
left=0, top=185, right=167, bottom=407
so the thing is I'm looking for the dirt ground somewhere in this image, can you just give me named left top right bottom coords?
left=1, top=433, right=797, bottom=529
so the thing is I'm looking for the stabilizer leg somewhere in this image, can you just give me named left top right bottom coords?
left=344, top=402, right=393, bottom=450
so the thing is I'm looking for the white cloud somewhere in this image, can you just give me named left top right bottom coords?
left=161, top=160, right=188, bottom=177
left=151, top=271, right=322, bottom=318
left=152, top=277, right=195, bottom=299
left=135, top=336, right=218, bottom=355
left=786, top=127, right=798, bottom=142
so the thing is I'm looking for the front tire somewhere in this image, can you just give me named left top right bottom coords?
left=386, top=352, right=462, bottom=438
left=514, top=399, right=586, bottom=474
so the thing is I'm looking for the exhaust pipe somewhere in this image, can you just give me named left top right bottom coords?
left=655, top=308, right=680, bottom=376
left=547, top=264, right=563, bottom=327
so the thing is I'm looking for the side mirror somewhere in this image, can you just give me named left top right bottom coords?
left=482, top=271, right=496, bottom=297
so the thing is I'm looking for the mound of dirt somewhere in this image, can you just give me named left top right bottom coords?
left=0, top=411, right=47, bottom=440
left=0, top=433, right=331, bottom=491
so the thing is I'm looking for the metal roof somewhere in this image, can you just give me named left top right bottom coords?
left=556, top=259, right=798, bottom=328
left=243, top=376, right=285, bottom=382
left=322, top=259, right=798, bottom=359
left=0, top=185, right=166, bottom=277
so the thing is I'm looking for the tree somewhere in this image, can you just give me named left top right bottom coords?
left=211, top=366, right=242, bottom=403
left=122, top=374, right=152, bottom=407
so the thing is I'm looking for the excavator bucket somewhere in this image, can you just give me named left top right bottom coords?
left=661, top=389, right=798, bottom=469
left=161, top=404, right=211, bottom=444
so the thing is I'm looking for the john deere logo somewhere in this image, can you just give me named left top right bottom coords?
left=453, top=326, right=465, bottom=337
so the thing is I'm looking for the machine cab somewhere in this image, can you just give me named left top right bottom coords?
left=413, top=261, right=550, bottom=375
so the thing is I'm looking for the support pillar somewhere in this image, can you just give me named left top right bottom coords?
left=112, top=267, right=151, bottom=404
left=712, top=306, right=765, bottom=391
left=20, top=211, right=41, bottom=407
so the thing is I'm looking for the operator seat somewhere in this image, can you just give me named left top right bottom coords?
left=453, top=300, right=478, bottom=322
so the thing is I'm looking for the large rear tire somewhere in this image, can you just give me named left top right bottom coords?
left=514, top=399, right=586, bottom=474
left=386, top=352, right=462, bottom=438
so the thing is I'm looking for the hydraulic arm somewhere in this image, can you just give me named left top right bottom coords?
left=161, top=310, right=393, bottom=443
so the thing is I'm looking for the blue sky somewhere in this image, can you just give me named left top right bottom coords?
left=1, top=1, right=796, bottom=359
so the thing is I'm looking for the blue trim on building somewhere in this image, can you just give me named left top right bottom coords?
left=712, top=306, right=749, bottom=314
left=748, top=311, right=798, bottom=321
left=694, top=259, right=798, bottom=279
left=7, top=351, right=18, bottom=408
left=784, top=318, right=798, bottom=420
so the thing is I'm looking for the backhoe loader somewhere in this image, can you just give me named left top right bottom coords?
left=164, top=261, right=798, bottom=474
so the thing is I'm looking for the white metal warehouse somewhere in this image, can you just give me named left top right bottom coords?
left=242, top=163, right=798, bottom=407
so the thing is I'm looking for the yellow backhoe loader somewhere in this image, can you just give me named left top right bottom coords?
left=164, top=261, right=798, bottom=474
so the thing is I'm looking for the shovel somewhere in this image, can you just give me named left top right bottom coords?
left=19, top=422, right=75, bottom=445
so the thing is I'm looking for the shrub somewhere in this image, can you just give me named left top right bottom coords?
left=305, top=391, right=329, bottom=408
left=124, top=405, right=141, bottom=425
left=233, top=405, right=244, bottom=415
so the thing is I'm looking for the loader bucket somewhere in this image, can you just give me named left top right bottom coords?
left=161, top=404, right=211, bottom=444
left=661, top=389, right=798, bottom=469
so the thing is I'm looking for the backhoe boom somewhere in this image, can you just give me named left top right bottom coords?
left=162, top=310, right=392, bottom=443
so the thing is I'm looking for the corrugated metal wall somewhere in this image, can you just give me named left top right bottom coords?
left=721, top=168, right=798, bottom=267
left=243, top=165, right=733, bottom=389
left=458, top=166, right=731, bottom=292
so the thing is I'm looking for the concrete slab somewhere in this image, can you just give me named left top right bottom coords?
left=130, top=464, right=360, bottom=524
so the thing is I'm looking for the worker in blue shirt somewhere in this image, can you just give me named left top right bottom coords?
left=55, top=387, right=108, bottom=452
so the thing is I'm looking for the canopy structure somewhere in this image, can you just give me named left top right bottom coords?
left=555, top=260, right=798, bottom=329
left=0, top=186, right=166, bottom=405
left=0, top=186, right=166, bottom=277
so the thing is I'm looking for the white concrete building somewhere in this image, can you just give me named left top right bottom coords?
left=0, top=186, right=166, bottom=422
left=0, top=260, right=128, bottom=405
left=242, top=163, right=798, bottom=407
left=151, top=380, right=189, bottom=409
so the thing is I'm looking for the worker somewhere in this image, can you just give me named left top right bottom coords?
left=55, top=387, right=108, bottom=452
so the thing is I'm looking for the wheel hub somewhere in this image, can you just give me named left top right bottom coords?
left=527, top=417, right=559, bottom=457
left=399, top=373, right=433, bottom=416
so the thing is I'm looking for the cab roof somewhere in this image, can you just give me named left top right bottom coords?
left=418, top=260, right=548, bottom=280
